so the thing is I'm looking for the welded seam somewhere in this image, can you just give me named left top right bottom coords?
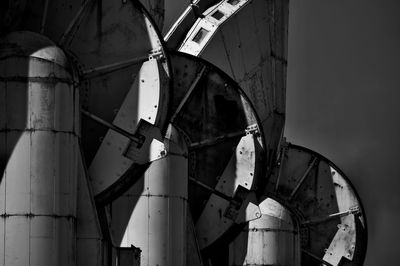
left=245, top=228, right=298, bottom=234
left=28, top=88, right=32, bottom=266
left=130, top=194, right=188, bottom=201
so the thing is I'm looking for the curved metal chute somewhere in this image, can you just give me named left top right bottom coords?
left=263, top=143, right=368, bottom=266
left=169, top=51, right=265, bottom=249
left=171, top=0, right=289, bottom=174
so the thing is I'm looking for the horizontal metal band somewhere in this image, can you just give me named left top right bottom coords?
left=0, top=213, right=76, bottom=220
left=0, top=128, right=78, bottom=136
left=0, top=76, right=74, bottom=84
left=122, top=194, right=188, bottom=201
left=245, top=228, right=298, bottom=234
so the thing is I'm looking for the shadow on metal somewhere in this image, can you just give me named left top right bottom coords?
left=263, top=142, right=368, bottom=266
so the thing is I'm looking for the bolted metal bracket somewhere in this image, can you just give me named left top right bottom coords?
left=224, top=186, right=261, bottom=224
left=189, top=177, right=261, bottom=224
left=245, top=123, right=259, bottom=136
left=123, top=119, right=167, bottom=164
left=148, top=49, right=164, bottom=61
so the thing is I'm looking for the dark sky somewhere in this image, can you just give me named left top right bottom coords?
left=286, top=0, right=400, bottom=265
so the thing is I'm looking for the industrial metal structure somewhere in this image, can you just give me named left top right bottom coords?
left=0, top=0, right=367, bottom=265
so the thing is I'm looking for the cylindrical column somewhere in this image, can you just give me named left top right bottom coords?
left=110, top=125, right=188, bottom=266
left=229, top=198, right=301, bottom=266
left=0, top=31, right=79, bottom=265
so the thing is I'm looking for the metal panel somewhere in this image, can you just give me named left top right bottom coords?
left=0, top=218, right=3, bottom=264
left=30, top=131, right=56, bottom=214
left=229, top=198, right=300, bottom=266
left=29, top=217, right=75, bottom=266
left=108, top=125, right=188, bottom=266
left=4, top=133, right=31, bottom=214
left=54, top=81, right=75, bottom=132
left=139, top=0, right=165, bottom=29
left=174, top=0, right=289, bottom=173
left=74, top=0, right=171, bottom=170
left=89, top=60, right=164, bottom=195
left=5, top=217, right=29, bottom=266
left=2, top=2, right=171, bottom=193
left=264, top=143, right=368, bottom=265
left=0, top=31, right=79, bottom=266
left=195, top=135, right=258, bottom=248
left=168, top=53, right=265, bottom=258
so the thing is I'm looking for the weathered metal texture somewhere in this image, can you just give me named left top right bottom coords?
left=195, top=135, right=261, bottom=249
left=0, top=0, right=172, bottom=201
left=77, top=0, right=171, bottom=201
left=107, top=125, right=188, bottom=266
left=0, top=31, right=79, bottom=265
left=164, top=0, right=223, bottom=43
left=139, top=0, right=165, bottom=30
left=229, top=198, right=300, bottom=266
left=88, top=59, right=166, bottom=196
left=168, top=52, right=266, bottom=259
left=172, top=0, right=289, bottom=173
left=264, top=143, right=368, bottom=266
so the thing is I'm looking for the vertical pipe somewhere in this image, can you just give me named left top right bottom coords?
left=110, top=125, right=188, bottom=266
left=229, top=198, right=301, bottom=266
left=0, top=31, right=79, bottom=265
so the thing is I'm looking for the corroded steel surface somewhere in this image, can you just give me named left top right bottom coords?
left=140, top=0, right=165, bottom=29
left=264, top=143, right=368, bottom=266
left=0, top=31, right=79, bottom=266
left=0, top=1, right=368, bottom=265
left=169, top=52, right=266, bottom=254
left=0, top=0, right=172, bottom=201
left=172, top=0, right=289, bottom=175
left=108, top=125, right=188, bottom=266
left=229, top=198, right=300, bottom=266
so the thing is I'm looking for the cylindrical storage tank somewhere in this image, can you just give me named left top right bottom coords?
left=109, top=125, right=188, bottom=266
left=229, top=198, right=300, bottom=266
left=0, top=31, right=79, bottom=265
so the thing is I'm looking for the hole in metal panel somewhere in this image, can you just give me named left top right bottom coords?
left=192, top=28, right=210, bottom=44
left=211, top=10, right=224, bottom=20
left=227, top=0, right=241, bottom=6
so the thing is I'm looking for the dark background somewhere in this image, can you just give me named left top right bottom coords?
left=286, top=1, right=400, bottom=265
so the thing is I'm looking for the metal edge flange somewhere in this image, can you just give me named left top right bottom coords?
left=264, top=142, right=368, bottom=266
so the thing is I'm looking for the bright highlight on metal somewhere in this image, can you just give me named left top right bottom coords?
left=0, top=0, right=367, bottom=265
